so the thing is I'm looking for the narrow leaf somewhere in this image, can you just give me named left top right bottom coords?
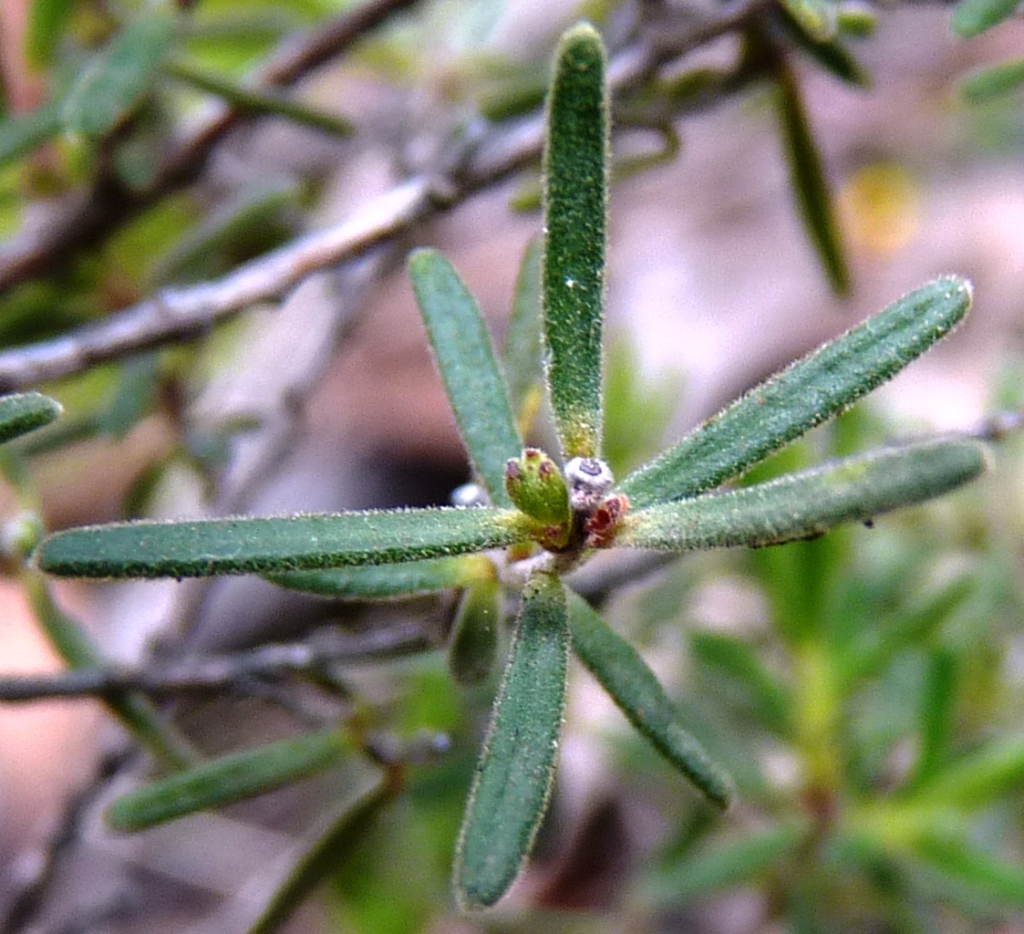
left=107, top=728, right=349, bottom=832
left=25, top=0, right=76, bottom=67
left=912, top=833, right=1024, bottom=908
left=268, top=554, right=494, bottom=599
left=503, top=237, right=544, bottom=427
left=960, top=58, right=1024, bottom=103
left=951, top=0, right=1021, bottom=37
left=780, top=0, right=839, bottom=42
left=36, top=507, right=535, bottom=579
left=690, top=632, right=793, bottom=737
left=775, top=59, right=849, bottom=295
left=619, top=440, right=987, bottom=552
left=543, top=22, right=608, bottom=459
left=61, top=12, right=178, bottom=139
left=646, top=823, right=805, bottom=905
left=248, top=778, right=392, bottom=934
left=448, top=578, right=502, bottom=686
left=0, top=103, right=61, bottom=169
left=0, top=391, right=61, bottom=444
left=454, top=573, right=568, bottom=909
left=25, top=572, right=195, bottom=770
left=567, top=592, right=734, bottom=807
left=910, top=736, right=1024, bottom=810
left=618, top=277, right=973, bottom=509
left=409, top=249, right=522, bottom=506
left=910, top=647, right=958, bottom=788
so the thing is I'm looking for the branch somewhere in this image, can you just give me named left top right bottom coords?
left=0, top=0, right=770, bottom=392
left=0, top=621, right=436, bottom=703
left=0, top=0, right=423, bottom=296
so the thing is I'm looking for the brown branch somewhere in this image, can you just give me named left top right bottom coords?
left=0, top=621, right=435, bottom=703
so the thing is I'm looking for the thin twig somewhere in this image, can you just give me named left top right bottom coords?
left=0, top=0, right=423, bottom=297
left=0, top=622, right=435, bottom=703
left=0, top=0, right=769, bottom=392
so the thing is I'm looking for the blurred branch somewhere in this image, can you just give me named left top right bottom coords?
left=0, top=0, right=423, bottom=297
left=0, top=0, right=770, bottom=391
left=0, top=620, right=435, bottom=702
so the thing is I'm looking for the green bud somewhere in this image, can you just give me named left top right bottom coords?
left=504, top=448, right=572, bottom=529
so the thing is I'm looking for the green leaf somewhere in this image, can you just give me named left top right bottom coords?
left=61, top=12, right=178, bottom=139
left=909, top=647, right=958, bottom=789
left=25, top=0, right=76, bottom=67
left=618, top=440, right=987, bottom=552
left=268, top=554, right=495, bottom=598
left=24, top=572, right=195, bottom=770
left=690, top=632, right=793, bottom=737
left=567, top=592, right=734, bottom=808
left=951, top=0, right=1021, bottom=38
left=448, top=578, right=502, bottom=686
left=777, top=10, right=870, bottom=87
left=909, top=736, right=1024, bottom=810
left=645, top=823, right=806, bottom=905
left=36, top=507, right=535, bottom=579
left=775, top=60, right=849, bottom=295
left=960, top=58, right=1024, bottom=103
left=618, top=277, right=973, bottom=509
left=503, top=237, right=544, bottom=428
left=409, top=249, right=522, bottom=506
left=106, top=728, right=350, bottom=832
left=911, top=833, right=1024, bottom=909
left=779, top=0, right=839, bottom=41
left=543, top=22, right=608, bottom=459
left=454, top=573, right=568, bottom=909
left=248, top=777, right=393, bottom=934
left=0, top=391, right=61, bottom=444
left=0, top=103, right=61, bottom=169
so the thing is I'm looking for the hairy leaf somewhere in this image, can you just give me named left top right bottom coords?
left=409, top=249, right=522, bottom=506
left=543, top=22, right=608, bottom=459
left=37, top=507, right=535, bottom=579
left=619, top=440, right=987, bottom=552
left=503, top=237, right=544, bottom=428
left=568, top=592, right=734, bottom=807
left=268, top=554, right=494, bottom=599
left=107, top=728, right=349, bottom=832
left=0, top=391, right=61, bottom=444
left=618, top=277, right=973, bottom=509
left=454, top=573, right=568, bottom=909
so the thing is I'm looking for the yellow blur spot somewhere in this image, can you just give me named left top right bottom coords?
left=839, top=163, right=921, bottom=258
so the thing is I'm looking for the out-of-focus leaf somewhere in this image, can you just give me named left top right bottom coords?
left=543, top=22, right=608, bottom=459
left=775, top=60, right=850, bottom=294
left=448, top=578, right=502, bottom=686
left=62, top=13, right=178, bottom=139
left=911, top=832, right=1024, bottom=909
left=568, top=592, right=734, bottom=807
left=409, top=249, right=522, bottom=507
left=780, top=0, right=839, bottom=42
left=0, top=103, right=61, bottom=169
left=454, top=573, right=568, bottom=909
left=909, top=647, right=958, bottom=788
left=0, top=391, right=61, bottom=444
left=951, top=0, right=1021, bottom=38
left=778, top=9, right=870, bottom=86
left=36, top=507, right=537, bottom=579
left=645, top=823, right=806, bottom=905
left=503, top=237, right=544, bottom=431
left=960, top=58, right=1024, bottom=103
left=617, top=277, right=973, bottom=509
left=107, top=728, right=351, bottom=831
left=909, top=736, right=1024, bottom=810
left=25, top=0, right=76, bottom=67
left=691, top=632, right=793, bottom=737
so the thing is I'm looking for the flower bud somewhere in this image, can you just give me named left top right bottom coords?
left=504, top=448, right=572, bottom=529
